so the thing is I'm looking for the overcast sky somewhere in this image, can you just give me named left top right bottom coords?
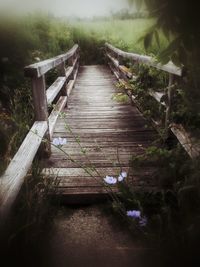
left=0, top=0, right=132, bottom=18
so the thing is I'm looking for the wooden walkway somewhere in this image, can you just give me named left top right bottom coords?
left=43, top=65, right=156, bottom=201
left=0, top=43, right=189, bottom=219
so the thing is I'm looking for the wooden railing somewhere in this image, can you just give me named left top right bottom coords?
left=105, top=43, right=200, bottom=159
left=0, top=44, right=79, bottom=220
left=24, top=44, right=79, bottom=153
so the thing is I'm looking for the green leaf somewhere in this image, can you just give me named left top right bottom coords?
left=135, top=0, right=143, bottom=11
left=162, top=26, right=170, bottom=41
left=171, top=52, right=181, bottom=67
left=154, top=30, right=160, bottom=48
left=159, top=37, right=181, bottom=64
left=144, top=31, right=153, bottom=51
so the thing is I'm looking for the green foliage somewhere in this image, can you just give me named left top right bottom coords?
left=111, top=9, right=147, bottom=20
left=125, top=61, right=200, bottom=131
left=71, top=26, right=106, bottom=64
left=0, top=14, right=74, bottom=171
left=128, top=1, right=200, bottom=132
left=114, top=144, right=200, bottom=262
left=128, top=0, right=200, bottom=64
left=131, top=145, right=189, bottom=188
left=71, top=18, right=168, bottom=55
left=170, top=86, right=200, bottom=130
left=0, top=160, right=59, bottom=266
left=129, top=64, right=167, bottom=123
left=112, top=93, right=130, bottom=103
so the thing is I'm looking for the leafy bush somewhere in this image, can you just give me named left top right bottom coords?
left=0, top=14, right=74, bottom=172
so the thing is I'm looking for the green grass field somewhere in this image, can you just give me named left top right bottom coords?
left=70, top=18, right=168, bottom=56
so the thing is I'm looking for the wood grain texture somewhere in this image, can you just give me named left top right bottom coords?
left=32, top=75, right=48, bottom=121
left=49, top=96, right=68, bottom=138
left=0, top=121, right=48, bottom=217
left=46, top=77, right=66, bottom=105
left=149, top=90, right=166, bottom=106
left=43, top=65, right=157, bottom=201
left=170, top=123, right=200, bottom=159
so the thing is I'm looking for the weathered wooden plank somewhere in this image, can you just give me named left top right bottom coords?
left=106, top=53, right=119, bottom=68
left=54, top=128, right=148, bottom=134
left=170, top=124, right=200, bottom=159
left=48, top=96, right=68, bottom=138
left=31, top=75, right=51, bottom=156
left=65, top=56, right=78, bottom=80
left=42, top=167, right=128, bottom=177
left=31, top=75, right=48, bottom=121
left=42, top=167, right=152, bottom=177
left=46, top=77, right=67, bottom=105
left=148, top=90, right=166, bottom=106
left=0, top=121, right=48, bottom=218
left=24, top=45, right=79, bottom=78
left=66, top=80, right=75, bottom=96
left=44, top=161, right=135, bottom=169
left=57, top=174, right=155, bottom=187
left=119, top=65, right=134, bottom=79
left=43, top=65, right=157, bottom=200
left=50, top=142, right=151, bottom=150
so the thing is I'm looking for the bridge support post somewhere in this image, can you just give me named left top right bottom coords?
left=68, top=55, right=75, bottom=80
left=165, top=73, right=174, bottom=135
left=31, top=75, right=51, bottom=157
left=57, top=62, right=67, bottom=96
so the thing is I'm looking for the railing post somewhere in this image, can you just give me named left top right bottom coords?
left=165, top=73, right=174, bottom=133
left=74, top=50, right=79, bottom=76
left=57, top=62, right=67, bottom=96
left=58, top=62, right=66, bottom=76
left=32, top=76, right=47, bottom=120
left=31, top=75, right=51, bottom=157
left=68, top=54, right=75, bottom=80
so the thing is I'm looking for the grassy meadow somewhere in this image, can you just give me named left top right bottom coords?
left=71, top=19, right=154, bottom=53
left=70, top=18, right=168, bottom=63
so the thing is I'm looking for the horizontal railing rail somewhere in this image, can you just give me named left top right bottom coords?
left=24, top=44, right=79, bottom=77
left=0, top=44, right=80, bottom=221
left=105, top=43, right=182, bottom=76
left=0, top=121, right=48, bottom=219
left=25, top=44, right=80, bottom=154
left=105, top=43, right=200, bottom=159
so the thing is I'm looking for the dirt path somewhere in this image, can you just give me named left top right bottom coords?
left=46, top=204, right=155, bottom=267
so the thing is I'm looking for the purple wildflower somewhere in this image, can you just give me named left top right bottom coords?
left=118, top=174, right=124, bottom=182
left=118, top=171, right=127, bottom=182
left=139, top=216, right=148, bottom=227
left=52, top=137, right=67, bottom=147
left=121, top=171, right=127, bottom=178
left=127, top=210, right=141, bottom=218
left=104, top=176, right=117, bottom=185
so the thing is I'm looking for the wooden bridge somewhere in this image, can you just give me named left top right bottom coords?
left=1, top=43, right=199, bottom=219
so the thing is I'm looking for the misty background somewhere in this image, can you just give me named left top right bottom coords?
left=0, top=0, right=136, bottom=18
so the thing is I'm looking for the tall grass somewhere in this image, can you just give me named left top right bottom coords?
left=0, top=14, right=74, bottom=173
left=70, top=18, right=169, bottom=56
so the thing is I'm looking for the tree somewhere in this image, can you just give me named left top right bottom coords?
left=128, top=0, right=200, bottom=114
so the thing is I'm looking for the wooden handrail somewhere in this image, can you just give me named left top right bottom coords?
left=105, top=43, right=182, bottom=76
left=0, top=121, right=48, bottom=221
left=24, top=44, right=79, bottom=78
left=24, top=44, right=80, bottom=156
left=0, top=45, right=80, bottom=222
left=105, top=43, right=200, bottom=159
left=105, top=44, right=181, bottom=127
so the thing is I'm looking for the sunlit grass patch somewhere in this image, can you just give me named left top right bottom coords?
left=112, top=92, right=130, bottom=103
left=70, top=18, right=169, bottom=55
